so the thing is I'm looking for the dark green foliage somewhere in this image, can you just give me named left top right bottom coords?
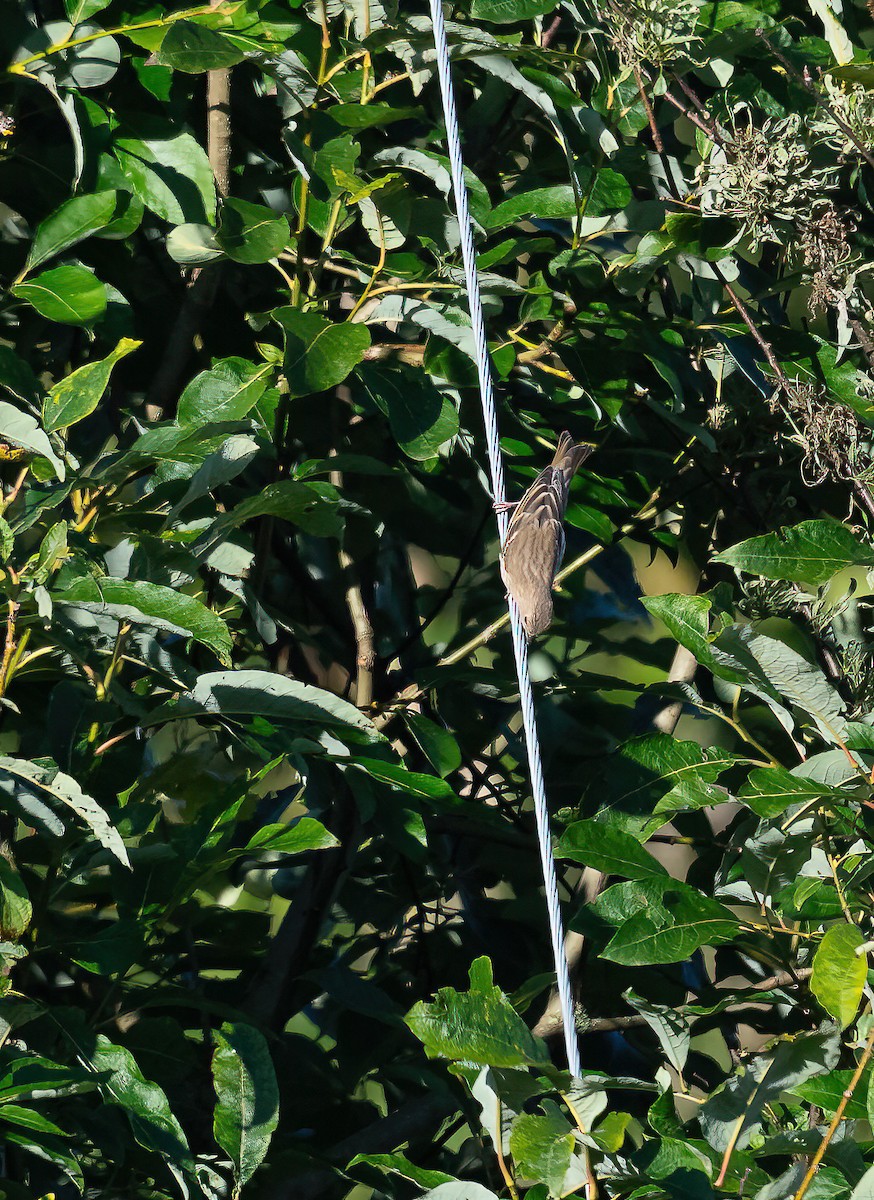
left=2, top=1, right=874, bottom=1197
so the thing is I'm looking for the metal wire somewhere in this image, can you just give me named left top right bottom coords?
left=427, top=0, right=581, bottom=1080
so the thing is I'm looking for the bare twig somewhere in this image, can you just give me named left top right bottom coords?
left=207, top=0, right=232, bottom=197
left=330, top=408, right=375, bottom=710
left=337, top=543, right=375, bottom=709
left=633, top=64, right=664, bottom=154
left=792, top=1022, right=874, bottom=1200
left=541, top=965, right=815, bottom=1041
left=652, top=644, right=698, bottom=734
left=0, top=599, right=20, bottom=697
left=145, top=0, right=230, bottom=419
left=663, top=88, right=722, bottom=142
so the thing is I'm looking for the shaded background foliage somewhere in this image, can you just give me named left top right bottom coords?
left=4, top=0, right=874, bottom=1198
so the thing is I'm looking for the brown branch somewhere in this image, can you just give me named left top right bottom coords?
left=540, top=966, right=815, bottom=1040
left=540, top=11, right=563, bottom=49
left=792, top=1022, right=874, bottom=1200
left=0, top=599, right=19, bottom=698
left=337, top=543, right=375, bottom=709
left=145, top=0, right=231, bottom=421
left=714, top=268, right=789, bottom=386
left=633, top=64, right=664, bottom=154
left=669, top=72, right=728, bottom=143
left=849, top=314, right=874, bottom=374
left=651, top=644, right=698, bottom=735
left=243, top=800, right=357, bottom=1029
left=206, top=7, right=232, bottom=198
left=663, top=88, right=722, bottom=142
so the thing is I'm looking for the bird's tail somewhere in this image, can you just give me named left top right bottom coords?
left=552, top=430, right=594, bottom=484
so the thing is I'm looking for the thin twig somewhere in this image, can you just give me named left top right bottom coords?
left=663, top=88, right=722, bottom=142
left=651, top=644, right=698, bottom=734
left=792, top=1022, right=874, bottom=1200
left=0, top=599, right=20, bottom=697
left=715, top=269, right=789, bottom=385
left=540, top=966, right=815, bottom=1040
left=330, top=428, right=375, bottom=711
left=633, top=64, right=664, bottom=154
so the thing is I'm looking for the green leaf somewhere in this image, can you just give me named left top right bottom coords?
left=738, top=766, right=851, bottom=818
left=212, top=1023, right=279, bottom=1193
left=19, top=20, right=119, bottom=89
left=56, top=577, right=233, bottom=665
left=0, top=346, right=43, bottom=408
left=406, top=957, right=550, bottom=1068
left=404, top=713, right=462, bottom=778
left=793, top=1069, right=871, bottom=1119
left=811, top=924, right=867, bottom=1028
left=114, top=128, right=216, bottom=224
left=470, top=0, right=558, bottom=21
left=0, top=402, right=65, bottom=481
left=361, top=363, right=458, bottom=459
left=0, top=517, right=13, bottom=563
left=158, top=21, right=246, bottom=72
left=331, top=104, right=420, bottom=128
left=43, top=337, right=140, bottom=432
left=642, top=593, right=715, bottom=664
left=0, top=1105, right=68, bottom=1136
left=0, top=857, right=31, bottom=941
left=488, top=186, right=578, bottom=228
left=851, top=1164, right=874, bottom=1200
left=147, top=669, right=380, bottom=740
left=700, top=1030, right=840, bottom=1154
left=351, top=757, right=455, bottom=800
left=487, top=172, right=629, bottom=228
left=591, top=733, right=736, bottom=836
left=508, top=1109, right=574, bottom=1196
left=88, top=1036, right=194, bottom=1172
left=274, top=309, right=371, bottom=398
left=193, top=479, right=343, bottom=555
left=29, top=520, right=68, bottom=584
left=0, top=758, right=129, bottom=867
left=166, top=222, right=224, bottom=266
left=348, top=1153, right=454, bottom=1190
left=65, top=0, right=111, bottom=20
left=625, top=989, right=690, bottom=1073
left=216, top=199, right=289, bottom=264
left=177, top=358, right=271, bottom=427
left=12, top=264, right=106, bottom=326
left=714, top=519, right=874, bottom=585
left=245, top=818, right=339, bottom=854
left=590, top=877, right=738, bottom=965
left=26, top=191, right=120, bottom=273
left=720, top=627, right=848, bottom=745
left=556, top=819, right=667, bottom=879
left=67, top=918, right=145, bottom=976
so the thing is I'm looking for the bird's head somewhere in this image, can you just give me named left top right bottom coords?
left=522, top=592, right=554, bottom=639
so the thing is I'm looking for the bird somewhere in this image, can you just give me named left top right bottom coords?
left=499, top=431, right=593, bottom=638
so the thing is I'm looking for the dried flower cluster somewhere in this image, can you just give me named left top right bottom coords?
left=602, top=0, right=702, bottom=70
left=837, top=639, right=874, bottom=717
left=811, top=76, right=874, bottom=160
left=799, top=205, right=855, bottom=313
left=779, top=381, right=869, bottom=488
left=699, top=115, right=833, bottom=249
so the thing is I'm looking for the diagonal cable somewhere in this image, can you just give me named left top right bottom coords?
left=427, top=0, right=581, bottom=1079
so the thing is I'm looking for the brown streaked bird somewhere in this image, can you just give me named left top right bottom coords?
left=499, top=432, right=593, bottom=638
